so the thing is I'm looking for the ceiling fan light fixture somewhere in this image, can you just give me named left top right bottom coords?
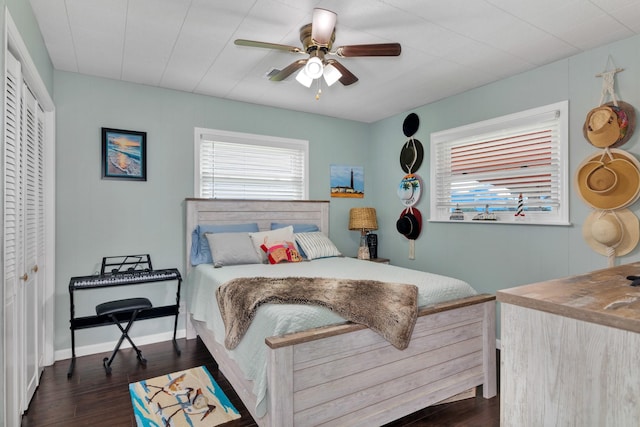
left=295, top=68, right=314, bottom=87
left=238, top=7, right=399, bottom=94
left=304, top=56, right=324, bottom=79
left=311, top=8, right=337, bottom=46
left=323, top=63, right=342, bottom=86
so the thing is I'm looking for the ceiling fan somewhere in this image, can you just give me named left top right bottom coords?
left=234, top=8, right=401, bottom=96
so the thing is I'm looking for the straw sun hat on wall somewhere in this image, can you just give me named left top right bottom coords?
left=575, top=149, right=640, bottom=210
left=583, top=101, right=636, bottom=149
left=583, top=209, right=639, bottom=266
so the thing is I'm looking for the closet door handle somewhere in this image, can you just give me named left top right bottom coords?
left=32, top=264, right=38, bottom=273
left=20, top=273, right=28, bottom=281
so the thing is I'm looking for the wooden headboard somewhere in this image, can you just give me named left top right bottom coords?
left=184, top=199, right=330, bottom=274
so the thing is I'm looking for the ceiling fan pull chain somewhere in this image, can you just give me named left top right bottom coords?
left=316, top=79, right=322, bottom=100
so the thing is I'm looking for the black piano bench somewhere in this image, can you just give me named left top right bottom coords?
left=95, top=297, right=152, bottom=375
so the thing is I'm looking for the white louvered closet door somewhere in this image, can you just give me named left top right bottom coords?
left=22, top=79, right=45, bottom=405
left=4, top=49, right=24, bottom=427
left=3, top=49, right=45, bottom=426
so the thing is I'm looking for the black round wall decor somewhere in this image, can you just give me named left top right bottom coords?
left=399, top=138, right=424, bottom=173
left=402, top=113, right=420, bottom=137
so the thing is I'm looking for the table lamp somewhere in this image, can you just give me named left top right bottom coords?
left=348, top=207, right=378, bottom=259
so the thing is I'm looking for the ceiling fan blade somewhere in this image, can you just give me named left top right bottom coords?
left=326, top=59, right=358, bottom=86
left=269, top=59, right=307, bottom=81
left=335, top=43, right=401, bottom=57
left=311, top=8, right=337, bottom=46
left=234, top=39, right=304, bottom=54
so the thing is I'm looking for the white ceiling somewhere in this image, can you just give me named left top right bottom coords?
left=29, top=0, right=640, bottom=123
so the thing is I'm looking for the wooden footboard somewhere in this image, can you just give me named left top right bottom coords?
left=191, top=294, right=496, bottom=427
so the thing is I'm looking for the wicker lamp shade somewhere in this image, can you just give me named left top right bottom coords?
left=349, top=207, right=378, bottom=232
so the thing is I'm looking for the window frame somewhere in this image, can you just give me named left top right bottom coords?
left=429, top=101, right=570, bottom=225
left=194, top=127, right=309, bottom=200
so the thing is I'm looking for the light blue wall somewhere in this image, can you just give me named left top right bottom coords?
left=53, top=71, right=372, bottom=350
left=369, top=34, right=640, bottom=334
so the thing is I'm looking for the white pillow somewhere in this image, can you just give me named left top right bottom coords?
left=206, top=232, right=262, bottom=268
left=295, top=232, right=342, bottom=260
left=248, top=226, right=296, bottom=263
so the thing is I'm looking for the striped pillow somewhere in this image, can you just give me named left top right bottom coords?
left=295, top=232, right=342, bottom=260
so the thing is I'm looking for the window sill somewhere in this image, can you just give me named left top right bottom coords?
left=429, top=219, right=572, bottom=226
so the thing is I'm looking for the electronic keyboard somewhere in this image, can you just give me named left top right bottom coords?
left=67, top=262, right=182, bottom=378
left=69, top=268, right=181, bottom=290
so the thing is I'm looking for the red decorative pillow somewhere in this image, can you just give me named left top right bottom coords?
left=260, top=241, right=302, bottom=264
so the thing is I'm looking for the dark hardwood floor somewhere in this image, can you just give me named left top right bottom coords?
left=22, top=338, right=499, bottom=426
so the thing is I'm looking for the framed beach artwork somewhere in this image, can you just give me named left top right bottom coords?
left=330, top=164, right=364, bottom=198
left=101, top=127, right=147, bottom=181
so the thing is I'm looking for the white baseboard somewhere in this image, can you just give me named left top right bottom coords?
left=53, top=328, right=186, bottom=362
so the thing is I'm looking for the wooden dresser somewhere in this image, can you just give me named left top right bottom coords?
left=497, top=262, right=640, bottom=427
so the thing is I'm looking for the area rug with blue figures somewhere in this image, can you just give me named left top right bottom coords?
left=129, top=366, right=241, bottom=427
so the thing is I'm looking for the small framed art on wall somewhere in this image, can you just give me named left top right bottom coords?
left=101, top=127, right=147, bottom=181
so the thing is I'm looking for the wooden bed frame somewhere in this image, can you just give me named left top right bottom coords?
left=184, top=198, right=496, bottom=427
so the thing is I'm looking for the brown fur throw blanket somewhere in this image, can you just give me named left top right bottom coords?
left=216, top=276, right=418, bottom=350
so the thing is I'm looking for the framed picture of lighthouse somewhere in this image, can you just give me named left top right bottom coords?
left=330, top=164, right=364, bottom=198
left=101, top=127, right=147, bottom=181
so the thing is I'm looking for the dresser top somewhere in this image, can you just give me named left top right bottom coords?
left=497, top=262, right=640, bottom=333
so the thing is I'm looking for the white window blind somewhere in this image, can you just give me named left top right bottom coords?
left=195, top=128, right=308, bottom=200
left=431, top=101, right=569, bottom=225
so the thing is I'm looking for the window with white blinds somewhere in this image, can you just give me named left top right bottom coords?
left=195, top=128, right=308, bottom=200
left=430, top=101, right=569, bottom=225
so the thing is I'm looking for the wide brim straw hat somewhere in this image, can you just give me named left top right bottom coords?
left=583, top=101, right=636, bottom=148
left=582, top=208, right=639, bottom=257
left=575, top=149, right=640, bottom=210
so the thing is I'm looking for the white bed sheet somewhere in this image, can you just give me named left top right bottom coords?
left=186, top=257, right=477, bottom=419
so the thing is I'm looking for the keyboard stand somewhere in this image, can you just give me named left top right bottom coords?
left=67, top=267, right=182, bottom=378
